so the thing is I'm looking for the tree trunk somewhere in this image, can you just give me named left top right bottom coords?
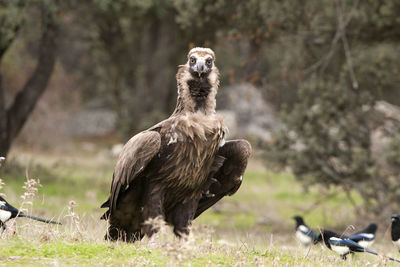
left=134, top=15, right=179, bottom=127
left=0, top=75, right=9, bottom=156
left=0, top=7, right=58, bottom=158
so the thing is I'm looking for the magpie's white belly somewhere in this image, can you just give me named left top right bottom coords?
left=331, top=244, right=350, bottom=255
left=359, top=233, right=373, bottom=239
left=296, top=230, right=311, bottom=245
left=358, top=240, right=373, bottom=248
left=0, top=210, right=12, bottom=222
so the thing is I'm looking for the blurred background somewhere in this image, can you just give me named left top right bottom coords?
left=1, top=0, right=400, bottom=244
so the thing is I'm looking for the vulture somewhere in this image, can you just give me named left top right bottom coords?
left=100, top=47, right=251, bottom=242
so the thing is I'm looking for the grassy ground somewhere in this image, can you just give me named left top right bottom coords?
left=0, top=147, right=398, bottom=266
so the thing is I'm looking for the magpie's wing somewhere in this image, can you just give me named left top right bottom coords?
left=0, top=198, right=20, bottom=217
left=330, top=238, right=378, bottom=255
left=354, top=227, right=368, bottom=235
left=336, top=238, right=400, bottom=262
left=194, top=140, right=251, bottom=218
left=101, top=131, right=161, bottom=213
left=354, top=223, right=377, bottom=235
left=348, top=233, right=374, bottom=242
left=329, top=238, right=358, bottom=250
left=299, top=226, right=319, bottom=240
left=308, top=230, right=319, bottom=240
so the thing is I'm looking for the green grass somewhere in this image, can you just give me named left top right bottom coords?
left=0, top=238, right=162, bottom=265
left=0, top=149, right=396, bottom=266
left=0, top=237, right=393, bottom=266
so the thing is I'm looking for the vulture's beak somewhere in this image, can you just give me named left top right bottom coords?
left=195, top=60, right=206, bottom=77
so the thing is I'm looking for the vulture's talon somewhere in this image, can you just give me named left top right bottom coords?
left=203, top=190, right=215, bottom=198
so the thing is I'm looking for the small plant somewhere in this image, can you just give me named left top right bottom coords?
left=9, top=172, right=42, bottom=234
left=65, top=200, right=85, bottom=240
left=19, top=174, right=42, bottom=214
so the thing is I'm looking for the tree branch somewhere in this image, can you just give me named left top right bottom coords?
left=337, top=0, right=359, bottom=89
left=303, top=0, right=359, bottom=76
left=5, top=6, right=59, bottom=147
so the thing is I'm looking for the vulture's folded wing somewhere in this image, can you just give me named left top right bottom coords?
left=103, top=131, right=161, bottom=213
left=194, top=139, right=251, bottom=218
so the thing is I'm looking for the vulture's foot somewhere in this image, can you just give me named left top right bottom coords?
left=105, top=226, right=143, bottom=242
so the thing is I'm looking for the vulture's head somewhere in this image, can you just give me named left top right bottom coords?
left=176, top=47, right=220, bottom=114
left=187, top=47, right=216, bottom=78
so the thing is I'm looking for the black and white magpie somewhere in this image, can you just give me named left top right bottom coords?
left=318, top=229, right=400, bottom=262
left=292, top=215, right=319, bottom=246
left=348, top=223, right=377, bottom=248
left=391, top=214, right=400, bottom=251
left=0, top=196, right=61, bottom=230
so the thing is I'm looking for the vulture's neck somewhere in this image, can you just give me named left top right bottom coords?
left=173, top=76, right=217, bottom=116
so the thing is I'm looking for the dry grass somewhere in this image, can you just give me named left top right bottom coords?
left=1, top=218, right=398, bottom=266
left=0, top=149, right=399, bottom=266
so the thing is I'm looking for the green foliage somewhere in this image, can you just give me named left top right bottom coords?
left=68, top=0, right=341, bottom=137
left=269, top=72, right=400, bottom=214
left=351, top=44, right=400, bottom=105
left=0, top=0, right=24, bottom=55
left=3, top=0, right=400, bottom=215
left=283, top=80, right=373, bottom=184
left=265, top=0, right=400, bottom=215
left=0, top=0, right=59, bottom=56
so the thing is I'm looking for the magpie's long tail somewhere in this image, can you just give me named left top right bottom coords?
left=383, top=255, right=400, bottom=263
left=18, top=213, right=61, bottom=225
left=365, top=249, right=378, bottom=256
left=365, top=249, right=400, bottom=263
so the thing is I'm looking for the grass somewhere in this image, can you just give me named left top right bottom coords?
left=0, top=234, right=394, bottom=266
left=0, top=147, right=398, bottom=266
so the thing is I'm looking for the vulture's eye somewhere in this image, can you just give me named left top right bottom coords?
left=190, top=57, right=196, bottom=64
left=206, top=58, right=212, bottom=66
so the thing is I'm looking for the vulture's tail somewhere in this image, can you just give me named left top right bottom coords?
left=100, top=199, right=110, bottom=220
left=100, top=199, right=110, bottom=208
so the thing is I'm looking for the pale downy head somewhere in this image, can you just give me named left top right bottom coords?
left=187, top=47, right=216, bottom=78
left=175, top=47, right=220, bottom=114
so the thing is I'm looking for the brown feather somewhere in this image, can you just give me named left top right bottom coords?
left=101, top=47, right=250, bottom=242
left=194, top=139, right=252, bottom=218
left=109, top=131, right=161, bottom=212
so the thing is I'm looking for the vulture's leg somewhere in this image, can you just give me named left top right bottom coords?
left=194, top=139, right=251, bottom=219
left=106, top=180, right=145, bottom=242
left=169, top=198, right=199, bottom=238
left=141, top=182, right=165, bottom=238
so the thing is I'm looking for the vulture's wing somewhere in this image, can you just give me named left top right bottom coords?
left=194, top=139, right=251, bottom=218
left=102, top=131, right=161, bottom=213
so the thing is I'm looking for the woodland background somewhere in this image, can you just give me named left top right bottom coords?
left=1, top=2, right=400, bottom=264
left=0, top=0, right=400, bottom=266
